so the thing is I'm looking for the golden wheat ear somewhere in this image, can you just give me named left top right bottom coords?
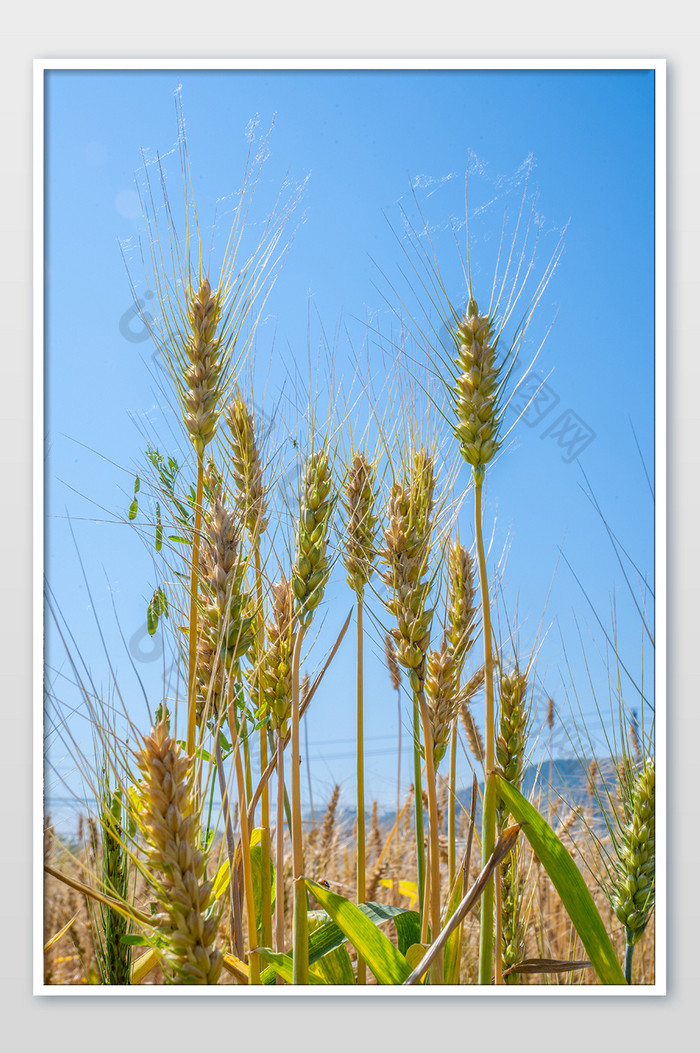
left=182, top=278, right=225, bottom=457
left=194, top=475, right=255, bottom=729
left=135, top=720, right=223, bottom=985
left=342, top=450, right=378, bottom=595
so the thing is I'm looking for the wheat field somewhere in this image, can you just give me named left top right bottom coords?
left=43, top=94, right=655, bottom=990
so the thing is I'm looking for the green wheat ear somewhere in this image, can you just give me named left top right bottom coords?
left=452, top=296, right=506, bottom=474
left=612, top=757, right=655, bottom=945
left=292, top=448, right=334, bottom=627
left=225, top=393, right=269, bottom=541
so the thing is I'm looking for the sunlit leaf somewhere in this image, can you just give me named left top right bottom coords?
left=494, top=775, right=627, bottom=985
left=304, top=879, right=412, bottom=984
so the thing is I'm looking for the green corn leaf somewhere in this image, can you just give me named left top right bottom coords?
left=392, top=910, right=421, bottom=958
left=493, top=774, right=627, bottom=985
left=306, top=910, right=355, bottom=984
left=304, top=879, right=412, bottom=984
left=312, top=943, right=355, bottom=985
left=255, top=948, right=327, bottom=985
left=305, top=902, right=415, bottom=965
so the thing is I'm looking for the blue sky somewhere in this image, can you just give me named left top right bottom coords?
left=43, top=66, right=656, bottom=829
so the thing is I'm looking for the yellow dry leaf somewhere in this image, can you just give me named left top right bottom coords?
left=378, top=878, right=419, bottom=908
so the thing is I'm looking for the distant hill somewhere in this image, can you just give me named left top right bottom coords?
left=317, top=755, right=623, bottom=836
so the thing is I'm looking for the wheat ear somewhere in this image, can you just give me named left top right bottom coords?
left=225, top=394, right=269, bottom=541
left=135, top=720, right=222, bottom=985
left=612, top=758, right=655, bottom=983
left=290, top=448, right=334, bottom=983
left=380, top=448, right=435, bottom=925
left=495, top=666, right=528, bottom=984
left=195, top=470, right=255, bottom=728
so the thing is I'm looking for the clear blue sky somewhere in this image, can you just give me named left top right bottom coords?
left=43, top=66, right=656, bottom=830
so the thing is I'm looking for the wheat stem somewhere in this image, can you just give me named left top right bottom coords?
left=474, top=474, right=496, bottom=985
left=214, top=731, right=243, bottom=961
left=412, top=691, right=426, bottom=920
left=356, top=597, right=367, bottom=984
left=417, top=686, right=443, bottom=983
left=254, top=548, right=273, bottom=954
left=448, top=720, right=457, bottom=891
left=226, top=684, right=260, bottom=984
left=290, top=628, right=308, bottom=984
left=275, top=731, right=286, bottom=965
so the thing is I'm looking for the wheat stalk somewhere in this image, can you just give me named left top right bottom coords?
left=342, top=450, right=378, bottom=984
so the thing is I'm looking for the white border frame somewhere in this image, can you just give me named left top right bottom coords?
left=34, top=57, right=666, bottom=997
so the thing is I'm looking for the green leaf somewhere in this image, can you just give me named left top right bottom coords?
left=134, top=475, right=140, bottom=494
left=155, top=504, right=162, bottom=551
left=175, top=740, right=212, bottom=763
left=256, top=948, right=327, bottom=985
left=146, top=601, right=158, bottom=636
left=392, top=910, right=421, bottom=958
left=128, top=498, right=138, bottom=521
left=250, top=828, right=276, bottom=933
left=305, top=902, right=414, bottom=965
left=304, top=880, right=412, bottom=985
left=312, top=943, right=355, bottom=985
left=493, top=774, right=627, bottom=985
left=121, top=934, right=148, bottom=946
left=152, top=587, right=168, bottom=619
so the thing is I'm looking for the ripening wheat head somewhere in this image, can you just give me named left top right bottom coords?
left=135, top=720, right=222, bottom=985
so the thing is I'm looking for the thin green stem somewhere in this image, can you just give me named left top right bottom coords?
left=624, top=936, right=634, bottom=985
left=474, top=473, right=497, bottom=985
left=290, top=627, right=308, bottom=985
left=356, top=596, right=366, bottom=985
left=395, top=683, right=402, bottom=903
left=275, top=731, right=286, bottom=963
left=214, top=731, right=243, bottom=961
left=254, top=548, right=273, bottom=955
left=418, top=687, right=443, bottom=984
left=448, top=720, right=457, bottom=891
left=412, top=690, right=426, bottom=921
